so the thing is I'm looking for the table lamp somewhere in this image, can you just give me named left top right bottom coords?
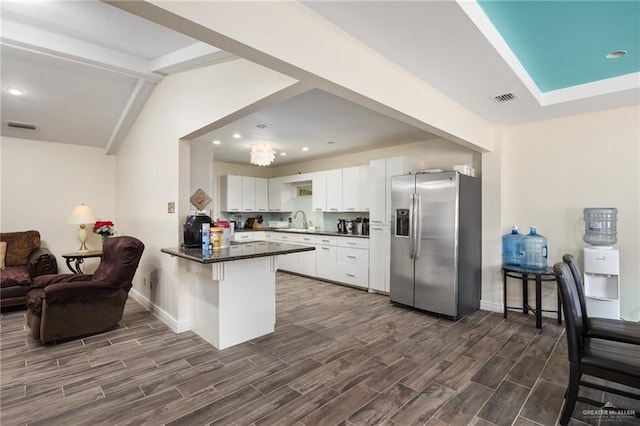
left=68, top=204, right=96, bottom=252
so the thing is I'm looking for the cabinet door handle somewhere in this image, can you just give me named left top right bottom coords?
left=347, top=255, right=357, bottom=259
left=372, top=227, right=382, bottom=231
left=322, top=247, right=330, bottom=251
left=346, top=273, right=356, bottom=277
left=348, top=242, right=356, bottom=246
left=321, top=239, right=331, bottom=243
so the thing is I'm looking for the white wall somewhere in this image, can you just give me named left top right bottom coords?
left=270, top=138, right=480, bottom=177
left=1, top=137, right=116, bottom=273
left=116, top=58, right=297, bottom=330
left=502, top=105, right=640, bottom=320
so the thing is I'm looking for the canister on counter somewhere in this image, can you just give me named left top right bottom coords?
left=210, top=227, right=222, bottom=250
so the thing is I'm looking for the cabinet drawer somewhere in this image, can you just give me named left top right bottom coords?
left=298, top=234, right=318, bottom=245
left=336, top=237, right=369, bottom=250
left=272, top=233, right=300, bottom=243
left=233, top=233, right=254, bottom=242
left=335, top=264, right=369, bottom=288
left=316, top=235, right=337, bottom=246
left=337, top=247, right=369, bottom=267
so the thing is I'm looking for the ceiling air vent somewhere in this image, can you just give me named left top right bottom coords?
left=5, top=121, right=38, bottom=130
left=492, top=92, right=518, bottom=103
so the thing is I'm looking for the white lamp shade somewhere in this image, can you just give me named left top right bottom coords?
left=68, top=204, right=96, bottom=225
left=250, top=143, right=276, bottom=167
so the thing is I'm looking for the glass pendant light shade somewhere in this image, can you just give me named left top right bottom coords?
left=250, top=143, right=276, bottom=166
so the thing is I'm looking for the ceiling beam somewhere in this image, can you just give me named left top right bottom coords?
left=105, top=79, right=157, bottom=155
left=0, top=19, right=162, bottom=82
left=150, top=41, right=236, bottom=75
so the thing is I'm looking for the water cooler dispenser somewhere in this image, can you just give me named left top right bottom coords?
left=582, top=208, right=620, bottom=319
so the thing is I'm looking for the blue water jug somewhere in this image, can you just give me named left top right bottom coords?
left=521, top=226, right=548, bottom=270
left=502, top=226, right=522, bottom=266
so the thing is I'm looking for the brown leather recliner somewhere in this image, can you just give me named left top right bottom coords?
left=26, top=236, right=144, bottom=343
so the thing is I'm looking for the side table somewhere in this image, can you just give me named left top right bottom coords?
left=503, top=265, right=562, bottom=329
left=62, top=250, right=103, bottom=274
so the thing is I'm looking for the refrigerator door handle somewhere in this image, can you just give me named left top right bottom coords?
left=408, top=193, right=415, bottom=258
left=414, top=193, right=421, bottom=259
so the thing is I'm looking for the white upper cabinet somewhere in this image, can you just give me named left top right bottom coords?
left=241, top=176, right=256, bottom=212
left=369, top=157, right=423, bottom=225
left=312, top=171, right=327, bottom=212
left=220, top=175, right=242, bottom=212
left=342, top=166, right=360, bottom=212
left=359, top=165, right=370, bottom=212
left=326, top=169, right=343, bottom=212
left=268, top=177, right=283, bottom=212
left=255, top=178, right=268, bottom=212
left=368, top=159, right=386, bottom=224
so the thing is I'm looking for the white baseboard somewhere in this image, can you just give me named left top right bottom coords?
left=129, top=289, right=191, bottom=333
left=480, top=299, right=503, bottom=313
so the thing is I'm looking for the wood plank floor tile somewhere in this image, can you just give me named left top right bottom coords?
left=363, top=357, right=419, bottom=392
left=255, top=384, right=340, bottom=426
left=299, top=383, right=379, bottom=426
left=477, top=380, right=531, bottom=425
left=519, top=379, right=565, bottom=425
left=435, top=381, right=494, bottom=426
left=390, top=382, right=457, bottom=425
left=1, top=271, right=586, bottom=425
left=347, top=383, right=417, bottom=425
left=470, top=355, right=518, bottom=389
left=506, top=355, right=547, bottom=389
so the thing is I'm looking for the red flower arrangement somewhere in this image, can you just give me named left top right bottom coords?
left=92, top=221, right=115, bottom=237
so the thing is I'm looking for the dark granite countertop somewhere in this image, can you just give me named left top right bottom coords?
left=161, top=241, right=315, bottom=264
left=233, top=228, right=369, bottom=239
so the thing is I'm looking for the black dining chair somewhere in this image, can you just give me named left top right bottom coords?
left=562, top=254, right=640, bottom=345
left=553, top=262, right=640, bottom=425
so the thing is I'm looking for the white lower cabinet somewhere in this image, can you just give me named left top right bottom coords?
left=297, top=235, right=317, bottom=277
left=268, top=231, right=369, bottom=289
left=316, top=236, right=337, bottom=281
left=368, top=225, right=390, bottom=293
left=335, top=237, right=369, bottom=289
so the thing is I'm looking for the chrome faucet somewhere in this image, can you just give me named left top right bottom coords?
left=292, top=210, right=308, bottom=229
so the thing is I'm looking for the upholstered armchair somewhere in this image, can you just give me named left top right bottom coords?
left=1, top=230, right=58, bottom=307
left=26, top=236, right=144, bottom=343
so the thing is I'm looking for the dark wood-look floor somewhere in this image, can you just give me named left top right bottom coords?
left=2, top=272, right=638, bottom=426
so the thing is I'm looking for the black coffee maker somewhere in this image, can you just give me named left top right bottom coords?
left=362, top=218, right=370, bottom=236
left=183, top=214, right=212, bottom=248
left=337, top=219, right=347, bottom=234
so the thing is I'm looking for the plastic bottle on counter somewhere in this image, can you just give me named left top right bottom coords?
left=521, top=226, right=548, bottom=270
left=210, top=227, right=222, bottom=250
left=501, top=226, right=522, bottom=267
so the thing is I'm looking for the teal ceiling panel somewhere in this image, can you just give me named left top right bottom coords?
left=477, top=0, right=640, bottom=92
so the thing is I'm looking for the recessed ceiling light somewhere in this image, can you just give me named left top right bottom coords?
left=606, top=50, right=627, bottom=59
left=212, top=140, right=221, bottom=145
left=256, top=124, right=267, bottom=130
left=302, top=147, right=309, bottom=151
left=280, top=152, right=287, bottom=156
left=327, top=141, right=336, bottom=145
left=7, top=87, right=22, bottom=96
left=233, top=133, right=241, bottom=139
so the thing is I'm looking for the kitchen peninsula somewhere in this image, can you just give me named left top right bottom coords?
left=161, top=241, right=314, bottom=349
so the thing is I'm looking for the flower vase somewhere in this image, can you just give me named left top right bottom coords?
left=101, top=234, right=110, bottom=246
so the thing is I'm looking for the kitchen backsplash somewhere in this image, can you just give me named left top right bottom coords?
left=215, top=195, right=368, bottom=232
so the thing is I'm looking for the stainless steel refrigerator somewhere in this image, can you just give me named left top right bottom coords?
left=389, top=171, right=481, bottom=319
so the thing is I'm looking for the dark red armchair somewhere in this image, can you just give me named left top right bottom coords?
left=26, top=236, right=144, bottom=343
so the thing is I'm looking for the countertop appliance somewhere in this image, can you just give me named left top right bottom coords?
left=184, top=214, right=212, bottom=248
left=389, top=171, right=481, bottom=319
